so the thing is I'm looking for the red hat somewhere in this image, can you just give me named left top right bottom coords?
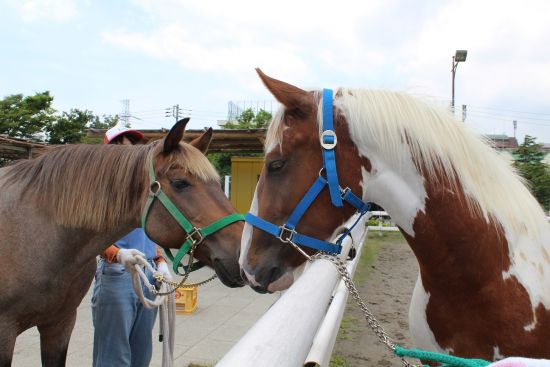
left=104, top=126, right=144, bottom=144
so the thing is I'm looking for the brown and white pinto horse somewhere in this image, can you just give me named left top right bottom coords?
left=240, top=70, right=550, bottom=361
left=0, top=119, right=244, bottom=367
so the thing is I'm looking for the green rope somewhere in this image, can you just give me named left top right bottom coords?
left=394, top=346, right=491, bottom=367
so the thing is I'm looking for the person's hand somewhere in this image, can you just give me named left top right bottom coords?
left=116, top=248, right=145, bottom=272
left=156, top=261, right=173, bottom=283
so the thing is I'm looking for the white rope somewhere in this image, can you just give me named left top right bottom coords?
left=130, top=256, right=175, bottom=367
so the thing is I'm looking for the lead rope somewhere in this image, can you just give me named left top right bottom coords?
left=129, top=243, right=216, bottom=367
left=130, top=257, right=175, bottom=367
left=312, top=253, right=491, bottom=367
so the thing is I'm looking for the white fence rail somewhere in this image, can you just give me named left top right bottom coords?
left=367, top=210, right=399, bottom=232
left=217, top=214, right=370, bottom=367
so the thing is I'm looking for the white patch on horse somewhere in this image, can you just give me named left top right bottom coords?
left=409, top=276, right=446, bottom=353
left=523, top=315, right=538, bottom=332
left=359, top=153, right=426, bottom=236
left=240, top=186, right=258, bottom=283
left=493, top=346, right=505, bottom=360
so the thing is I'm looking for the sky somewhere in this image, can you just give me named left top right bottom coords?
left=1, top=0, right=550, bottom=143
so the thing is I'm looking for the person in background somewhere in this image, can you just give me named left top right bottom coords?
left=92, top=125, right=173, bottom=367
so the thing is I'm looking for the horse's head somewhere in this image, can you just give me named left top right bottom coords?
left=143, top=119, right=245, bottom=287
left=240, top=70, right=364, bottom=293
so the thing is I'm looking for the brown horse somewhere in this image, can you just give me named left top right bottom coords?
left=0, top=119, right=244, bottom=367
left=240, top=70, right=550, bottom=361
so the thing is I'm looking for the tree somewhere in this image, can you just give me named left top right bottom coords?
left=46, top=109, right=97, bottom=144
left=46, top=111, right=120, bottom=145
left=88, top=114, right=120, bottom=130
left=224, top=108, right=272, bottom=129
left=513, top=135, right=550, bottom=211
left=208, top=108, right=272, bottom=176
left=81, top=114, right=120, bottom=144
left=0, top=92, right=56, bottom=140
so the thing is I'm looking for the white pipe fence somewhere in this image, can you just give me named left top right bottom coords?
left=217, top=214, right=370, bottom=367
left=367, top=210, right=399, bottom=232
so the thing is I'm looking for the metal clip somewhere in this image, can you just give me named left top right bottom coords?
left=288, top=240, right=312, bottom=261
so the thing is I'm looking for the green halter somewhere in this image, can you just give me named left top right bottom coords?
left=141, top=155, right=244, bottom=274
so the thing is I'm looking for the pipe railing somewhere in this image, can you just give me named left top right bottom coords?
left=217, top=214, right=370, bottom=367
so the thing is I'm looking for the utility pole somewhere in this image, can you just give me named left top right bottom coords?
left=462, top=105, right=467, bottom=122
left=120, top=99, right=131, bottom=127
left=513, top=120, right=517, bottom=139
left=165, top=104, right=180, bottom=123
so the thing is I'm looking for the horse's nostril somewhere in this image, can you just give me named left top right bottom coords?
left=258, top=266, right=282, bottom=289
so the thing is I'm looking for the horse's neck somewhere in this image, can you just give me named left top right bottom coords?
left=363, top=158, right=510, bottom=289
left=401, top=178, right=510, bottom=289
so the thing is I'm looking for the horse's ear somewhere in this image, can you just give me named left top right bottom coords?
left=256, top=68, right=311, bottom=113
left=190, top=127, right=213, bottom=154
left=163, top=117, right=190, bottom=154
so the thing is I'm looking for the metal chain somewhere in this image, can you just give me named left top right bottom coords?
left=311, top=253, right=420, bottom=367
left=152, top=242, right=217, bottom=295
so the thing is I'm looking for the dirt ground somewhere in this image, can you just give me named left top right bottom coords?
left=331, top=231, right=419, bottom=367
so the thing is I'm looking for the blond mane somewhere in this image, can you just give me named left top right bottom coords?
left=265, top=88, right=549, bottom=243
left=2, top=141, right=219, bottom=231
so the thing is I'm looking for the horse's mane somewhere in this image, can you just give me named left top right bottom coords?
left=265, top=88, right=549, bottom=243
left=1, top=142, right=219, bottom=231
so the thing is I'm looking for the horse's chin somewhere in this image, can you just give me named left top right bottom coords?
left=267, top=272, right=294, bottom=292
left=246, top=271, right=294, bottom=293
left=212, top=259, right=246, bottom=288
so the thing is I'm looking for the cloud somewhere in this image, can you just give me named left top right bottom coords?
left=98, top=0, right=550, bottom=138
left=9, top=0, right=78, bottom=22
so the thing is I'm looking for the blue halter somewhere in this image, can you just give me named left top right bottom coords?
left=245, top=89, right=371, bottom=256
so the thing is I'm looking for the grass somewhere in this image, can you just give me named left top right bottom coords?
left=329, top=230, right=406, bottom=366
left=329, top=355, right=350, bottom=367
left=353, top=231, right=405, bottom=286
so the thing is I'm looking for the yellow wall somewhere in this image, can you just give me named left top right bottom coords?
left=231, top=157, right=264, bottom=213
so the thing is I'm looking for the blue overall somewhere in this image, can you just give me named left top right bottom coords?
left=91, top=228, right=158, bottom=367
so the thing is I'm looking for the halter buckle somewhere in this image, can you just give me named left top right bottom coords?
left=187, top=227, right=204, bottom=245
left=340, top=187, right=351, bottom=199
left=278, top=226, right=296, bottom=243
left=320, top=130, right=337, bottom=150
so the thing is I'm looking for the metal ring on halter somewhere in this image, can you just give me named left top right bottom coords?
left=150, top=181, right=161, bottom=195
left=320, top=130, right=337, bottom=150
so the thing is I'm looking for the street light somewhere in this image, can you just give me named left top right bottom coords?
left=451, top=50, right=468, bottom=112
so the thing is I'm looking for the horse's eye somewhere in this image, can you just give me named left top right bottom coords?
left=267, top=159, right=286, bottom=173
left=171, top=179, right=191, bottom=191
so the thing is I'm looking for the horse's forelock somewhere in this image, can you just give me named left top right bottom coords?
left=162, top=143, right=219, bottom=183
left=264, top=91, right=322, bottom=154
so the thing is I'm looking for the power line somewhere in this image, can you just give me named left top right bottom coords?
left=466, top=105, right=550, bottom=117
